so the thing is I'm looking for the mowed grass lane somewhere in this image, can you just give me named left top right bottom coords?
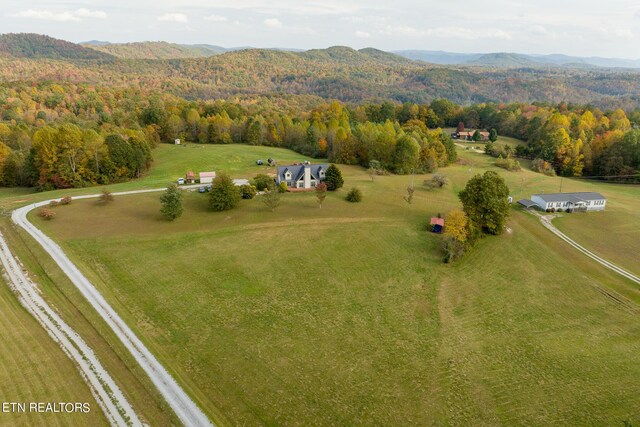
left=0, top=275, right=107, bottom=427
left=33, top=147, right=640, bottom=425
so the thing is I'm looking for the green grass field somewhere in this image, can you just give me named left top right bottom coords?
left=26, top=143, right=640, bottom=425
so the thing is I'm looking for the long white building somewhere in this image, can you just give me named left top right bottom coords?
left=529, top=192, right=606, bottom=212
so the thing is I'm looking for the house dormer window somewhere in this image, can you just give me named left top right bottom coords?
left=285, top=172, right=291, bottom=179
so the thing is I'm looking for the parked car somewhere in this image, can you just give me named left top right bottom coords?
left=256, top=159, right=264, bottom=165
left=198, top=186, right=206, bottom=193
left=177, top=178, right=185, bottom=185
left=206, top=185, right=212, bottom=192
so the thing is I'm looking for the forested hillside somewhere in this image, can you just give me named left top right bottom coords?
left=1, top=75, right=639, bottom=191
left=0, top=34, right=639, bottom=191
left=0, top=33, right=113, bottom=60
left=82, top=41, right=224, bottom=59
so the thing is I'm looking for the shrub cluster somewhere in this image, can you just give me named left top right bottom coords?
left=252, top=174, right=273, bottom=191
left=424, top=174, right=448, bottom=190
left=38, top=207, right=56, bottom=220
left=346, top=187, right=362, bottom=202
left=240, top=184, right=257, bottom=199
left=531, top=158, right=557, bottom=176
left=495, top=155, right=521, bottom=172
left=99, top=189, right=114, bottom=203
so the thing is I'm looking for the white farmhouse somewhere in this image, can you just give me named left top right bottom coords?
left=530, top=192, right=606, bottom=212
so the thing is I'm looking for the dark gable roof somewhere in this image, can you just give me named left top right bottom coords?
left=532, top=192, right=605, bottom=202
left=277, top=164, right=329, bottom=182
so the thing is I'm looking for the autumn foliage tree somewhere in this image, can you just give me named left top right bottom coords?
left=444, top=210, right=469, bottom=243
left=315, top=182, right=327, bottom=208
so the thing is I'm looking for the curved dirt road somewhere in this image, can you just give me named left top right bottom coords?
left=12, top=189, right=214, bottom=427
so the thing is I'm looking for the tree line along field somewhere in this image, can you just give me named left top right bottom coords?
left=22, top=143, right=640, bottom=425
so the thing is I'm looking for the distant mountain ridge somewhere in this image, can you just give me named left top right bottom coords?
left=80, top=41, right=227, bottom=59
left=2, top=33, right=640, bottom=109
left=393, top=49, right=640, bottom=69
left=71, top=36, right=640, bottom=69
left=0, top=33, right=113, bottom=60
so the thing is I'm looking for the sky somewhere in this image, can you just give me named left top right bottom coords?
left=3, top=0, right=640, bottom=58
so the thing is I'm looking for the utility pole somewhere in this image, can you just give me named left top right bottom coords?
left=559, top=176, right=563, bottom=193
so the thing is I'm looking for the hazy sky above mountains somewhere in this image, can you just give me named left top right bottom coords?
left=3, top=0, right=639, bottom=58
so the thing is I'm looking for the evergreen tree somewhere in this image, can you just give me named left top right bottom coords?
left=489, top=128, right=498, bottom=142
left=209, top=172, right=241, bottom=211
left=160, top=184, right=183, bottom=221
left=324, top=164, right=344, bottom=191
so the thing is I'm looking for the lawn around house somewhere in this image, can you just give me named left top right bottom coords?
left=133, top=143, right=321, bottom=189
left=444, top=128, right=527, bottom=149
left=24, top=143, right=640, bottom=425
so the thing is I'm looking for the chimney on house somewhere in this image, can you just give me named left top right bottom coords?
left=304, top=162, right=311, bottom=188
